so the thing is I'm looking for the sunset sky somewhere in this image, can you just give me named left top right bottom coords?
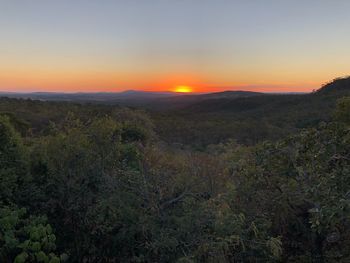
left=1, top=0, right=350, bottom=93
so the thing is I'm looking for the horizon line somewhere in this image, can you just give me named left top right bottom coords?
left=0, top=89, right=310, bottom=95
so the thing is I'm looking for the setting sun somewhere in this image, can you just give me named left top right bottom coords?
left=174, top=85, right=192, bottom=93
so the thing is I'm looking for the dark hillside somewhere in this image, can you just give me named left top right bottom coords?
left=316, top=76, right=350, bottom=95
left=153, top=77, right=350, bottom=147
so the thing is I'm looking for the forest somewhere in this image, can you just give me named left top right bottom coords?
left=1, top=77, right=350, bottom=262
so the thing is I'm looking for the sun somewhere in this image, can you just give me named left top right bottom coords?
left=174, top=85, right=192, bottom=93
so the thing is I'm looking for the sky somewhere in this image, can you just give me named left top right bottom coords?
left=1, top=0, right=350, bottom=93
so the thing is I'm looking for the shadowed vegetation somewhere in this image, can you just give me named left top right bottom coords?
left=1, top=77, right=350, bottom=262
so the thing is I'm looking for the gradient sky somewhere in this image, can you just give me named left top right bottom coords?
left=1, top=0, right=350, bottom=92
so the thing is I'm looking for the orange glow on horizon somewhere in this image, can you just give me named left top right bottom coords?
left=174, top=85, right=193, bottom=93
left=0, top=68, right=331, bottom=93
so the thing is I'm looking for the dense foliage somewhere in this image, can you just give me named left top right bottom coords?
left=1, top=78, right=350, bottom=262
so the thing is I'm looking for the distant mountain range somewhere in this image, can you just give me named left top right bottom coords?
left=178, top=78, right=350, bottom=114
left=0, top=77, right=349, bottom=112
left=0, top=89, right=264, bottom=109
left=1, top=77, right=349, bottom=146
left=0, top=90, right=176, bottom=101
